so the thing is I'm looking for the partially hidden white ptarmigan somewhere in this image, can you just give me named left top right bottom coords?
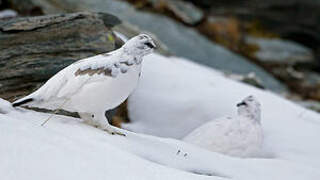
left=183, top=95, right=263, bottom=158
left=12, top=34, right=156, bottom=136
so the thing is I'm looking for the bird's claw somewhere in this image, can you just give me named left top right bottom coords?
left=111, top=131, right=126, bottom=136
left=103, top=127, right=126, bottom=136
left=176, top=149, right=188, bottom=158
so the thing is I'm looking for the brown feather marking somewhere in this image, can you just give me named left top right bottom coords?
left=74, top=59, right=135, bottom=77
left=75, top=68, right=113, bottom=77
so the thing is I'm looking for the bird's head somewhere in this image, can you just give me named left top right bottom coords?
left=122, top=34, right=156, bottom=57
left=236, top=95, right=261, bottom=122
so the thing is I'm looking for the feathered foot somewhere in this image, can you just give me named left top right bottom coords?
left=103, top=126, right=126, bottom=136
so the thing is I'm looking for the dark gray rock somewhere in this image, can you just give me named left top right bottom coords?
left=246, top=36, right=315, bottom=66
left=112, top=22, right=171, bottom=56
left=185, top=0, right=215, bottom=8
left=205, top=0, right=320, bottom=62
left=298, top=71, right=320, bottom=100
left=6, top=0, right=43, bottom=15
left=271, top=67, right=320, bottom=101
left=296, top=100, right=320, bottom=113
left=164, top=0, right=203, bottom=25
left=0, top=12, right=120, bottom=100
left=226, top=72, right=265, bottom=90
left=34, top=0, right=287, bottom=92
left=148, top=0, right=204, bottom=25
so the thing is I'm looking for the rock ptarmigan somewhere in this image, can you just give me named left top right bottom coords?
left=183, top=95, right=263, bottom=158
left=12, top=34, right=156, bottom=135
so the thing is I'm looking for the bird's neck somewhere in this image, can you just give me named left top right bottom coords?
left=119, top=47, right=143, bottom=64
left=122, top=46, right=145, bottom=58
left=238, top=108, right=261, bottom=124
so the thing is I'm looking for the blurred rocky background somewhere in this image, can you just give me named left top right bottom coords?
left=1, top=0, right=320, bottom=113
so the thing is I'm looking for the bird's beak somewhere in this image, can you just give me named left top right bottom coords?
left=145, top=41, right=157, bottom=49
left=236, top=101, right=247, bottom=107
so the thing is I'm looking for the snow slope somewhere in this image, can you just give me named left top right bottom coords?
left=124, top=53, right=320, bottom=169
left=1, top=98, right=319, bottom=180
left=1, top=53, right=320, bottom=179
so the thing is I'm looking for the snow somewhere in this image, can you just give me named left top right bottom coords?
left=0, top=9, right=17, bottom=19
left=1, top=53, right=320, bottom=179
left=1, top=99, right=319, bottom=180
left=124, top=53, right=320, bottom=168
left=114, top=30, right=129, bottom=42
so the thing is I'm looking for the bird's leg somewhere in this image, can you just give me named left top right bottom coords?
left=96, top=112, right=126, bottom=136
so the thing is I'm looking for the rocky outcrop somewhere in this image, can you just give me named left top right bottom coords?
left=204, top=0, right=320, bottom=60
left=0, top=12, right=121, bottom=100
left=143, top=0, right=204, bottom=25
left=246, top=36, right=315, bottom=66
left=30, top=0, right=287, bottom=92
left=244, top=36, right=320, bottom=101
left=3, top=0, right=43, bottom=15
left=198, top=16, right=241, bottom=51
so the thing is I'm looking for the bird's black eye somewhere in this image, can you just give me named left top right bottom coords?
left=144, top=42, right=155, bottom=48
left=236, top=102, right=247, bottom=107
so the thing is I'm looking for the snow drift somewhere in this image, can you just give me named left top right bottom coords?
left=124, top=53, right=320, bottom=168
left=1, top=53, right=320, bottom=179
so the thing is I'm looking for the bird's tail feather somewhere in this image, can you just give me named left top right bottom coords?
left=12, top=97, right=34, bottom=107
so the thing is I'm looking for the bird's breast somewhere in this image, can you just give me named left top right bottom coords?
left=65, top=64, right=142, bottom=112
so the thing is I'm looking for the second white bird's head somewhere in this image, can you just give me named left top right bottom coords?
left=122, top=34, right=156, bottom=57
left=236, top=95, right=261, bottom=123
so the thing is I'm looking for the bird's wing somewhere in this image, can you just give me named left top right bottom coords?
left=184, top=117, right=240, bottom=147
left=73, top=51, right=135, bottom=78
left=13, top=51, right=135, bottom=109
left=55, top=54, right=117, bottom=98
left=22, top=54, right=115, bottom=101
left=56, top=52, right=136, bottom=98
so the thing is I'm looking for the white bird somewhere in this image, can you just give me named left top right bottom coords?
left=183, top=95, right=263, bottom=158
left=12, top=34, right=156, bottom=135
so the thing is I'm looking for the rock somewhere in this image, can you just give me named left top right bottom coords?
left=246, top=36, right=315, bottom=66
left=186, top=0, right=214, bottom=8
left=296, top=100, right=320, bottom=113
left=205, top=0, right=320, bottom=61
left=271, top=67, right=320, bottom=101
left=199, top=16, right=241, bottom=51
left=112, top=22, right=171, bottom=56
left=287, top=94, right=320, bottom=113
left=6, top=0, right=43, bottom=15
left=36, top=0, right=287, bottom=92
left=0, top=12, right=121, bottom=100
left=242, top=36, right=319, bottom=102
left=299, top=71, right=320, bottom=101
left=0, top=9, right=17, bottom=19
left=226, top=72, right=265, bottom=90
left=151, top=0, right=204, bottom=25
left=110, top=100, right=130, bottom=127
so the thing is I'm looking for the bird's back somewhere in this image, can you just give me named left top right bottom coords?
left=12, top=53, right=115, bottom=110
